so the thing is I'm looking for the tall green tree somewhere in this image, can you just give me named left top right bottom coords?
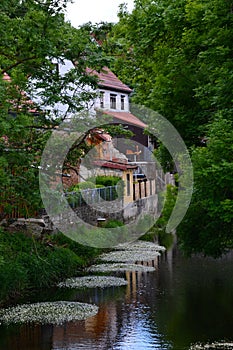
left=106, top=0, right=233, bottom=256
left=108, top=0, right=233, bottom=144
left=0, top=0, right=107, bottom=219
left=178, top=115, right=233, bottom=257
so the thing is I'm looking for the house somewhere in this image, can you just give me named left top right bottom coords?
left=59, top=63, right=159, bottom=211
left=80, top=128, right=138, bottom=205
left=86, top=66, right=154, bottom=162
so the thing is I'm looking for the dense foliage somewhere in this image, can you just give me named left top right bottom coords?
left=106, top=0, right=233, bottom=256
left=0, top=228, right=101, bottom=305
left=0, top=0, right=107, bottom=219
left=1, top=0, right=232, bottom=256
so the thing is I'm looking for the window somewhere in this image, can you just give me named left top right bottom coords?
left=100, top=91, right=104, bottom=108
left=150, top=180, right=153, bottom=195
left=121, top=95, right=125, bottom=110
left=126, top=173, right=131, bottom=196
left=110, top=94, right=117, bottom=109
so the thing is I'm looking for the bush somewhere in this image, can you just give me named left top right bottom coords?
left=48, top=232, right=101, bottom=265
left=102, top=219, right=124, bottom=228
left=46, top=247, right=84, bottom=280
left=16, top=252, right=52, bottom=288
left=71, top=181, right=96, bottom=191
left=0, top=231, right=35, bottom=259
left=66, top=191, right=83, bottom=207
left=0, top=229, right=103, bottom=304
left=88, top=175, right=121, bottom=187
left=0, top=260, right=28, bottom=301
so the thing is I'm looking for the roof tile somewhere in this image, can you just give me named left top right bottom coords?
left=102, top=110, right=147, bottom=129
left=86, top=67, right=132, bottom=93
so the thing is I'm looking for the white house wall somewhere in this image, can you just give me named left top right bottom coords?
left=95, top=90, right=130, bottom=112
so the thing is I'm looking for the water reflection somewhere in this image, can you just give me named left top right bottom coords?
left=51, top=254, right=171, bottom=350
left=0, top=247, right=233, bottom=350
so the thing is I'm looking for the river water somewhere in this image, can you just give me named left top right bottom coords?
left=0, top=245, right=233, bottom=350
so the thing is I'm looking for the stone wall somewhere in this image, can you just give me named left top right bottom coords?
left=70, top=194, right=158, bottom=226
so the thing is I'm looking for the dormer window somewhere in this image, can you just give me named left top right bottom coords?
left=110, top=94, right=117, bottom=109
left=121, top=95, right=125, bottom=110
left=100, top=91, right=104, bottom=108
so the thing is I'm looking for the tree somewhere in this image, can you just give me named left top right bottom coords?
left=105, top=0, right=233, bottom=256
left=107, top=0, right=233, bottom=144
left=0, top=0, right=108, bottom=219
left=178, top=115, right=233, bottom=257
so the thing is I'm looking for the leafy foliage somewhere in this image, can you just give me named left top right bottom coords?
left=178, top=116, right=233, bottom=257
left=0, top=229, right=101, bottom=304
left=0, top=0, right=108, bottom=219
left=106, top=0, right=233, bottom=256
left=88, top=175, right=122, bottom=187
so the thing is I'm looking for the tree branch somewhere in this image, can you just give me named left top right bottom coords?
left=1, top=56, right=37, bottom=75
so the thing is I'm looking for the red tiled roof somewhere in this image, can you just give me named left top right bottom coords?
left=93, top=160, right=137, bottom=171
left=90, top=128, right=112, bottom=142
left=102, top=110, right=147, bottom=129
left=2, top=72, right=39, bottom=113
left=86, top=67, right=132, bottom=93
left=3, top=73, right=11, bottom=82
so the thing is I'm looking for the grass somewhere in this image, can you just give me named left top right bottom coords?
left=0, top=229, right=102, bottom=306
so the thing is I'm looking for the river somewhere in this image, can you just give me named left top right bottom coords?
left=0, top=245, right=232, bottom=350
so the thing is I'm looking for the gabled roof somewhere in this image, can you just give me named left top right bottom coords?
left=1, top=72, right=39, bottom=114
left=102, top=110, right=147, bottom=129
left=86, top=67, right=132, bottom=93
left=3, top=72, right=11, bottom=82
left=93, top=160, right=137, bottom=171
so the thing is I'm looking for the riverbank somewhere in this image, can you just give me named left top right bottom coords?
left=0, top=228, right=102, bottom=306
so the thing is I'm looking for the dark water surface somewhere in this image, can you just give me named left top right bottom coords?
left=0, top=246, right=233, bottom=350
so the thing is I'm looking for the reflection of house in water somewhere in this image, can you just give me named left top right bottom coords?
left=2, top=323, right=54, bottom=349
left=125, top=258, right=159, bottom=302
left=51, top=260, right=160, bottom=350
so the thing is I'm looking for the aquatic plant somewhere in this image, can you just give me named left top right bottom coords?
left=99, top=250, right=160, bottom=263
left=190, top=342, right=233, bottom=349
left=0, top=301, right=98, bottom=325
left=115, top=241, right=166, bottom=252
left=88, top=263, right=156, bottom=273
left=57, top=276, right=128, bottom=289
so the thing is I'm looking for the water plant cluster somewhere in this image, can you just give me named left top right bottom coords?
left=89, top=240, right=163, bottom=272
left=100, top=250, right=160, bottom=263
left=0, top=301, right=98, bottom=326
left=115, top=241, right=166, bottom=252
left=89, top=263, right=156, bottom=273
left=190, top=342, right=233, bottom=349
left=99, top=241, right=164, bottom=263
left=58, top=275, right=128, bottom=289
left=0, top=229, right=164, bottom=326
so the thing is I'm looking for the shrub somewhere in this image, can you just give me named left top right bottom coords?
left=72, top=181, right=96, bottom=191
left=0, top=260, right=28, bottom=302
left=88, top=175, right=121, bottom=187
left=102, top=219, right=124, bottom=228
left=16, top=252, right=52, bottom=288
left=47, top=232, right=101, bottom=265
left=46, top=247, right=84, bottom=280
left=0, top=229, right=104, bottom=304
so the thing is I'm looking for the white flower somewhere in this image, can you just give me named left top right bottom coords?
left=0, top=301, right=98, bottom=325
left=99, top=250, right=160, bottom=263
left=114, top=241, right=166, bottom=252
left=57, top=276, right=128, bottom=289
left=88, top=263, right=155, bottom=273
